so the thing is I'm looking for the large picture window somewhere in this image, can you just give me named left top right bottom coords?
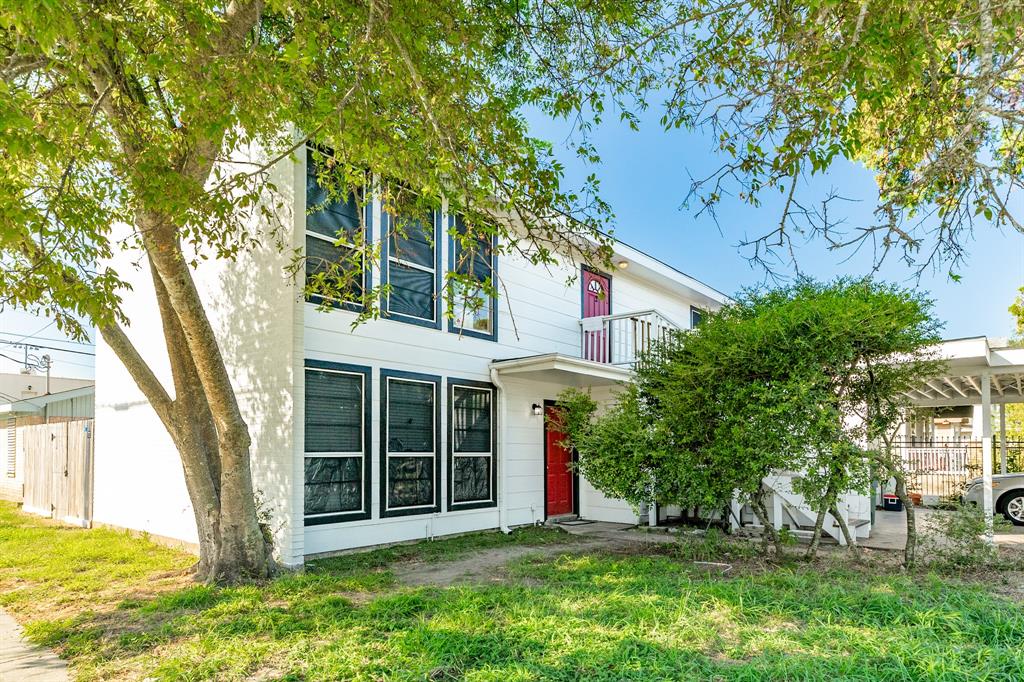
left=382, top=210, right=441, bottom=328
left=381, top=370, right=442, bottom=517
left=448, top=214, right=497, bottom=341
left=448, top=380, right=497, bottom=510
left=305, top=146, right=369, bottom=309
left=303, top=361, right=372, bottom=524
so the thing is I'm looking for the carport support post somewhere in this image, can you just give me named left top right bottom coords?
left=981, top=373, right=995, bottom=544
left=999, top=405, right=1007, bottom=475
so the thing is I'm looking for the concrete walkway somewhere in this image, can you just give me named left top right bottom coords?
left=0, top=609, right=68, bottom=682
left=863, top=508, right=1024, bottom=550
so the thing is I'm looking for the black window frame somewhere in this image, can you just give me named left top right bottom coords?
left=380, top=369, right=442, bottom=518
left=690, top=305, right=705, bottom=329
left=304, top=145, right=372, bottom=313
left=380, top=209, right=442, bottom=329
left=447, top=214, right=498, bottom=342
left=303, top=360, right=373, bottom=525
left=447, top=378, right=498, bottom=511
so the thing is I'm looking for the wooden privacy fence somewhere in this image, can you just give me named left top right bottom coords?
left=21, top=419, right=94, bottom=527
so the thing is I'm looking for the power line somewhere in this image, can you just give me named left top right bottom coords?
left=0, top=333, right=94, bottom=348
left=0, top=340, right=94, bottom=357
left=3, top=320, right=56, bottom=346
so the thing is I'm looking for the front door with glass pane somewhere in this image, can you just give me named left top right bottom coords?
left=581, top=268, right=611, bottom=363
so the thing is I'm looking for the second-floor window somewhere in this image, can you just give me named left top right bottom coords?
left=449, top=214, right=497, bottom=341
left=305, top=147, right=368, bottom=309
left=382, top=209, right=440, bottom=328
left=690, top=306, right=705, bottom=328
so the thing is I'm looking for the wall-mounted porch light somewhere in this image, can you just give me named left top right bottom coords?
left=616, top=260, right=629, bottom=270
left=532, top=403, right=544, bottom=416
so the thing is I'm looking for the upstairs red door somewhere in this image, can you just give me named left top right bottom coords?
left=581, top=268, right=611, bottom=363
left=545, top=405, right=574, bottom=516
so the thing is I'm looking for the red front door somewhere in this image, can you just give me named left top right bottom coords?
left=545, top=405, right=574, bottom=517
left=581, top=268, right=611, bottom=362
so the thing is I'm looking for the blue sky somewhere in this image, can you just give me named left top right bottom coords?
left=530, top=110, right=1024, bottom=342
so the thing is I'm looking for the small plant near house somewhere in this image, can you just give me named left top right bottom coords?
left=922, top=504, right=1013, bottom=570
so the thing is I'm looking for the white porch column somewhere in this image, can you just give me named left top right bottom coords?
left=981, top=373, right=995, bottom=544
left=647, top=502, right=657, bottom=528
left=1000, top=404, right=1008, bottom=475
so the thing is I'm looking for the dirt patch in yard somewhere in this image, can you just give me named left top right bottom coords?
left=393, top=538, right=625, bottom=587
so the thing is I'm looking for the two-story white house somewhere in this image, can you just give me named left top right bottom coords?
left=92, top=145, right=863, bottom=567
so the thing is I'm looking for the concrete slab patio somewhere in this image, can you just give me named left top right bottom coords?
left=858, top=508, right=1024, bottom=551
left=0, top=609, right=68, bottom=682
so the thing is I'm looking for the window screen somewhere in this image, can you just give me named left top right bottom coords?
left=305, top=146, right=365, bottom=305
left=384, top=376, right=438, bottom=513
left=304, top=368, right=366, bottom=518
left=450, top=385, right=494, bottom=505
left=451, top=215, right=495, bottom=336
left=386, top=213, right=436, bottom=322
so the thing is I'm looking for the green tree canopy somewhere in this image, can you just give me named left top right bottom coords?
left=0, top=0, right=666, bottom=581
left=647, top=1, right=1024, bottom=273
left=558, top=278, right=943, bottom=550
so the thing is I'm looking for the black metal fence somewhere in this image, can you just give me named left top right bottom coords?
left=893, top=439, right=1024, bottom=502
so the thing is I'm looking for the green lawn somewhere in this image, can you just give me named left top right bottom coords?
left=2, top=502, right=1023, bottom=681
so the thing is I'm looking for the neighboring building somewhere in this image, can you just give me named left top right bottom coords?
left=0, top=372, right=93, bottom=402
left=0, top=384, right=95, bottom=502
left=93, top=146, right=868, bottom=565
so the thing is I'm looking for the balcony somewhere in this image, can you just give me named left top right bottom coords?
left=579, top=310, right=681, bottom=366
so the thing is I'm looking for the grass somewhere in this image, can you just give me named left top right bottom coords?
left=2, top=501, right=1024, bottom=681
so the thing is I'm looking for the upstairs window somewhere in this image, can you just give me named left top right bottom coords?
left=382, top=208, right=440, bottom=328
left=305, top=147, right=369, bottom=309
left=690, top=306, right=705, bottom=329
left=449, top=214, right=497, bottom=341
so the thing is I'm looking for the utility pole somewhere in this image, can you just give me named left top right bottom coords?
left=41, top=355, right=52, bottom=394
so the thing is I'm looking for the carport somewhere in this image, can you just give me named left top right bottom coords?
left=905, top=337, right=1024, bottom=540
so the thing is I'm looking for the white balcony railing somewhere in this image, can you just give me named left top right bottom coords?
left=579, top=310, right=680, bottom=366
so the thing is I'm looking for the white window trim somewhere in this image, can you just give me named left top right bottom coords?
left=304, top=368, right=366, bottom=518
left=385, top=213, right=438, bottom=322
left=384, top=376, right=438, bottom=511
left=450, top=385, right=495, bottom=505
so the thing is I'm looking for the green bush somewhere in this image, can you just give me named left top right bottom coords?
left=923, top=503, right=1012, bottom=569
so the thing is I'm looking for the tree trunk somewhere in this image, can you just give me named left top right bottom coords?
left=893, top=474, right=917, bottom=569
left=750, top=491, right=781, bottom=555
left=805, top=478, right=838, bottom=561
left=830, top=504, right=860, bottom=557
left=138, top=216, right=273, bottom=582
left=75, top=0, right=273, bottom=583
left=805, top=502, right=829, bottom=560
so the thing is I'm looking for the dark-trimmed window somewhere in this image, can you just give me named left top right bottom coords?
left=381, top=210, right=441, bottom=328
left=380, top=370, right=441, bottom=517
left=305, top=146, right=369, bottom=309
left=448, top=379, right=497, bottom=510
left=303, top=361, right=372, bottom=524
left=448, top=214, right=497, bottom=341
left=690, top=306, right=705, bottom=329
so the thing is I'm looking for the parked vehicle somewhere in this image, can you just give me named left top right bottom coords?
left=963, top=474, right=1024, bottom=525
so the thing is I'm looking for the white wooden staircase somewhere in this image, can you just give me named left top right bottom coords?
left=731, top=474, right=871, bottom=545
